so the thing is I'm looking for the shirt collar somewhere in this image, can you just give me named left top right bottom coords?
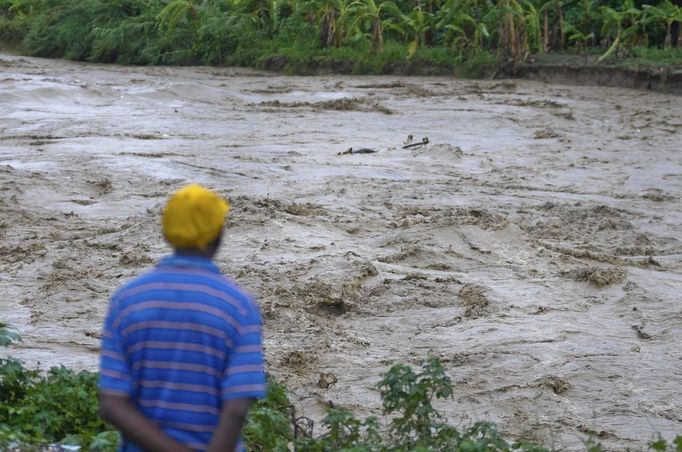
left=157, top=254, right=221, bottom=273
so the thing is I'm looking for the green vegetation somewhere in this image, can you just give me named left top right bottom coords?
left=0, top=324, right=119, bottom=450
left=0, top=322, right=20, bottom=347
left=1, top=328, right=681, bottom=450
left=0, top=358, right=120, bottom=451
left=244, top=358, right=682, bottom=451
left=1, top=0, right=681, bottom=75
left=243, top=357, right=553, bottom=451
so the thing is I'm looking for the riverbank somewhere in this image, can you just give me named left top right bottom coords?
left=236, top=49, right=682, bottom=95
left=3, top=41, right=680, bottom=94
left=517, top=53, right=682, bottom=95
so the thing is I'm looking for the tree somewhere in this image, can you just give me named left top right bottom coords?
left=522, top=0, right=541, bottom=53
left=643, top=0, right=682, bottom=48
left=300, top=0, right=352, bottom=47
left=496, top=0, right=529, bottom=72
left=386, top=1, right=432, bottom=56
left=564, top=21, right=593, bottom=59
left=156, top=0, right=200, bottom=32
left=569, top=0, right=599, bottom=48
left=348, top=0, right=395, bottom=52
left=232, top=0, right=278, bottom=35
left=598, top=1, right=642, bottom=61
left=537, top=0, right=565, bottom=52
left=434, top=0, right=489, bottom=50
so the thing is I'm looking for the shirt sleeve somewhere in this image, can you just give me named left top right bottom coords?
left=221, top=298, right=266, bottom=401
left=98, top=296, right=133, bottom=396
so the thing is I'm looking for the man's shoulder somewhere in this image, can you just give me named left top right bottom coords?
left=114, top=264, right=259, bottom=317
left=213, top=276, right=261, bottom=322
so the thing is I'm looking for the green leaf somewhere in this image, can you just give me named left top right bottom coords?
left=0, top=323, right=21, bottom=347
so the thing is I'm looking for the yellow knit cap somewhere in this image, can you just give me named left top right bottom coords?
left=162, top=184, right=229, bottom=250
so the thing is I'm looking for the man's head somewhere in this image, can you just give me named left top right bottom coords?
left=162, top=184, right=229, bottom=258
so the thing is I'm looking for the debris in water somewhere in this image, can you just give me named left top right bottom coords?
left=459, top=283, right=489, bottom=318
left=317, top=372, right=338, bottom=389
left=632, top=324, right=652, bottom=340
left=565, top=266, right=626, bottom=287
left=533, top=128, right=561, bottom=139
left=338, top=147, right=377, bottom=155
left=402, top=137, right=429, bottom=149
left=537, top=376, right=571, bottom=394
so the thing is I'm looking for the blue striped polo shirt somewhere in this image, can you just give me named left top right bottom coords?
left=99, top=254, right=266, bottom=451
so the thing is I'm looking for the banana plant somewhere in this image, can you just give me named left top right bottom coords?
left=156, top=0, right=200, bottom=32
left=537, top=0, right=565, bottom=52
left=495, top=0, right=529, bottom=70
left=598, top=1, right=642, bottom=62
left=233, top=0, right=293, bottom=36
left=565, top=0, right=602, bottom=48
left=642, top=0, right=682, bottom=49
left=563, top=20, right=593, bottom=59
left=598, top=6, right=623, bottom=61
left=1, top=0, right=31, bottom=17
left=385, top=2, right=433, bottom=57
left=347, top=0, right=396, bottom=52
left=522, top=0, right=541, bottom=53
left=434, top=0, right=488, bottom=49
left=299, top=0, right=351, bottom=47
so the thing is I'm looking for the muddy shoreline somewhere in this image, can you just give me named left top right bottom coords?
left=262, top=54, right=682, bottom=95
left=1, top=54, right=681, bottom=450
left=4, top=44, right=680, bottom=94
left=516, top=62, right=682, bottom=96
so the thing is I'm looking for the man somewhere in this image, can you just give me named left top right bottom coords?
left=99, top=184, right=265, bottom=452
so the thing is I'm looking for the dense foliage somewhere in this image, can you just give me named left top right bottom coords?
left=0, top=0, right=681, bottom=74
left=0, top=358, right=120, bottom=450
left=0, top=322, right=21, bottom=347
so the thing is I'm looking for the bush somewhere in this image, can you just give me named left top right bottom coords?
left=18, top=0, right=127, bottom=59
left=0, top=322, right=20, bottom=347
left=0, top=358, right=119, bottom=450
left=455, top=49, right=497, bottom=78
left=243, top=357, right=555, bottom=451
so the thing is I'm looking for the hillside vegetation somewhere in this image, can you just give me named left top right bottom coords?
left=1, top=0, right=681, bottom=75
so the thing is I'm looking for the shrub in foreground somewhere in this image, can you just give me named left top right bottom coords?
left=243, top=356, right=552, bottom=451
left=0, top=358, right=119, bottom=451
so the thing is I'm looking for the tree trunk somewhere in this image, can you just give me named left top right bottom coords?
left=543, top=9, right=549, bottom=52
left=558, top=7, right=564, bottom=50
left=322, top=13, right=335, bottom=47
left=665, top=22, right=672, bottom=49
left=373, top=19, right=384, bottom=53
left=500, top=0, right=521, bottom=73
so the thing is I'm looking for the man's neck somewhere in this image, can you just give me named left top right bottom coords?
left=174, top=248, right=215, bottom=260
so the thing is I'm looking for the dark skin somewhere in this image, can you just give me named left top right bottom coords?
left=100, top=232, right=254, bottom=452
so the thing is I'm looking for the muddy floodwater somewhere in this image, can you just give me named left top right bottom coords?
left=1, top=54, right=681, bottom=450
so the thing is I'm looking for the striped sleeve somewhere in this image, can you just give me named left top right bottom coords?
left=99, top=297, right=133, bottom=396
left=221, top=299, right=266, bottom=401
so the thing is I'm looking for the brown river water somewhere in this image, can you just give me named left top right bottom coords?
left=1, top=54, right=681, bottom=450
